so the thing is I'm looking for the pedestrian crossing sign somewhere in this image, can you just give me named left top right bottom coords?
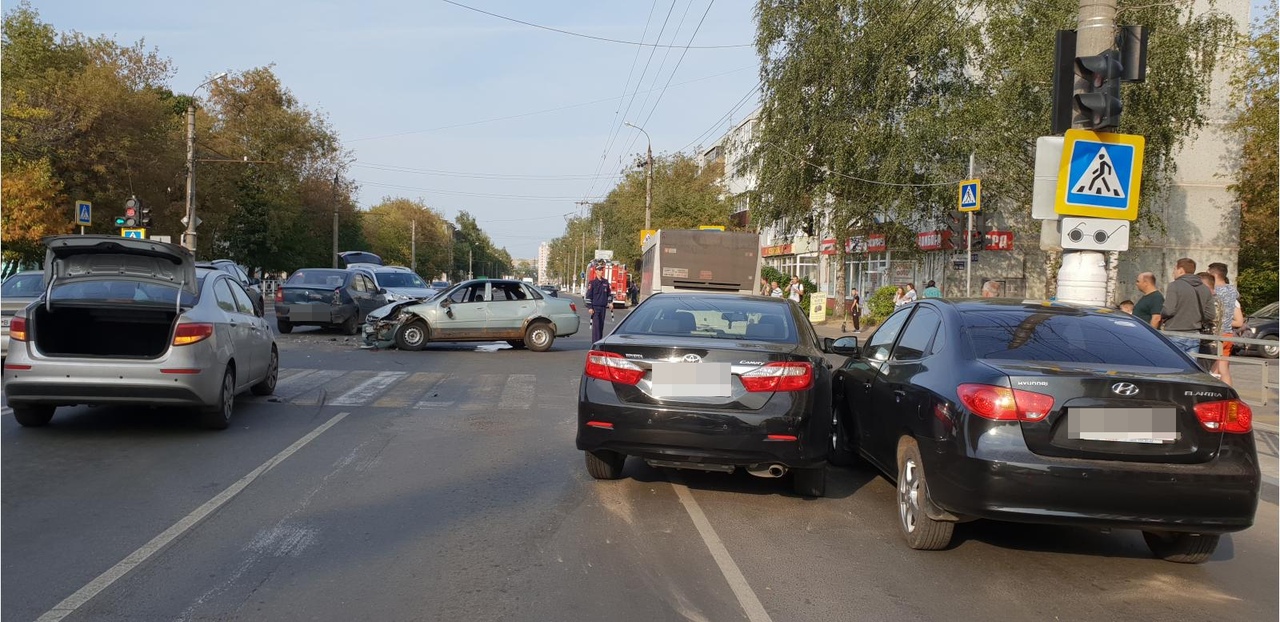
left=958, top=179, right=981, bottom=212
left=1055, top=129, right=1145, bottom=221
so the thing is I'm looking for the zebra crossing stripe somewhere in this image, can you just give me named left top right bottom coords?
left=331, top=371, right=408, bottom=406
left=415, top=373, right=504, bottom=410
left=292, top=371, right=378, bottom=406
left=498, top=374, right=536, bottom=410
left=373, top=372, right=448, bottom=408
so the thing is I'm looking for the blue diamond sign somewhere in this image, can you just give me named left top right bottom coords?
left=958, top=179, right=981, bottom=213
left=1055, top=129, right=1145, bottom=221
left=75, top=200, right=92, bottom=226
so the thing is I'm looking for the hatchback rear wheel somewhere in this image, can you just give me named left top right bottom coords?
left=200, top=366, right=235, bottom=430
left=897, top=440, right=953, bottom=550
left=251, top=346, right=278, bottom=396
left=13, top=405, right=55, bottom=427
left=1143, top=531, right=1220, bottom=564
left=341, top=314, right=360, bottom=335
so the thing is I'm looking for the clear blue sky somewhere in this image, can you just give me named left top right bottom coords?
left=26, top=0, right=762, bottom=259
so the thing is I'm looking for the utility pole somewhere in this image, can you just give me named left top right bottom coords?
left=331, top=171, right=340, bottom=268
left=411, top=218, right=417, bottom=274
left=596, top=219, right=603, bottom=251
left=644, top=141, right=653, bottom=230
left=966, top=152, right=975, bottom=297
left=182, top=72, right=226, bottom=255
left=468, top=245, right=473, bottom=280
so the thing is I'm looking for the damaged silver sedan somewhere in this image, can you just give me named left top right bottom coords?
left=364, top=279, right=581, bottom=352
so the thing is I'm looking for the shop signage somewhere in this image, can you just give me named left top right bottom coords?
left=761, top=243, right=793, bottom=257
left=867, top=234, right=887, bottom=253
left=820, top=237, right=868, bottom=255
left=916, top=230, right=952, bottom=251
left=985, top=230, right=1015, bottom=251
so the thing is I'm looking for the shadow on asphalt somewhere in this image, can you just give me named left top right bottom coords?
left=621, top=459, right=879, bottom=501
left=3, top=401, right=278, bottom=435
left=949, top=518, right=1239, bottom=562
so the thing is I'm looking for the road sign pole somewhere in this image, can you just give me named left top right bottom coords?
left=965, top=152, right=975, bottom=297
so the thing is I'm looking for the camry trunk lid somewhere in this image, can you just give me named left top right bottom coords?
left=43, top=235, right=197, bottom=298
left=592, top=334, right=807, bottom=410
left=984, top=360, right=1226, bottom=464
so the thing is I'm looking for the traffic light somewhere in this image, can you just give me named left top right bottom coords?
left=123, top=197, right=139, bottom=227
left=944, top=209, right=964, bottom=249
left=114, top=216, right=127, bottom=227
left=1074, top=49, right=1124, bottom=130
left=139, top=200, right=151, bottom=227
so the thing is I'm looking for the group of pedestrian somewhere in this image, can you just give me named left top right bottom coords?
left=762, top=276, right=805, bottom=304
left=1125, top=258, right=1244, bottom=386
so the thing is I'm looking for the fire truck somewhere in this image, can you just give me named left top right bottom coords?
left=586, top=258, right=630, bottom=308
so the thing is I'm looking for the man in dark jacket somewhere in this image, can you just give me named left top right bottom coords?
left=586, top=265, right=612, bottom=343
left=1160, top=257, right=1216, bottom=358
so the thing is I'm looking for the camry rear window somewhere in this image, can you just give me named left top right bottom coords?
left=49, top=279, right=195, bottom=306
left=617, top=297, right=797, bottom=342
left=962, top=310, right=1193, bottom=368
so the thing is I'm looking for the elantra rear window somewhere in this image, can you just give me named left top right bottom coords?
left=617, top=297, right=797, bottom=342
left=962, top=310, right=1194, bottom=368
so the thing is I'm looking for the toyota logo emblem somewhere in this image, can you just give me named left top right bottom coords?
left=681, top=353, right=702, bottom=363
left=1111, top=382, right=1139, bottom=396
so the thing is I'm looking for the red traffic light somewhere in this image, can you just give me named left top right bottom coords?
left=125, top=207, right=137, bottom=218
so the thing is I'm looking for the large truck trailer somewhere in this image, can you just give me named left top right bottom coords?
left=639, top=229, right=761, bottom=300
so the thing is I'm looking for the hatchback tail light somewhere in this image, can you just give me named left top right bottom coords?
left=957, top=384, right=1055, bottom=422
left=275, top=287, right=284, bottom=303
left=740, top=362, right=813, bottom=392
left=1193, top=399, right=1252, bottom=434
left=332, top=287, right=343, bottom=305
left=585, top=350, right=644, bottom=385
left=8, top=316, right=27, bottom=342
left=172, top=323, right=214, bottom=346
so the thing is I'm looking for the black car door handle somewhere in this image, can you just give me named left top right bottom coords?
left=862, top=382, right=872, bottom=390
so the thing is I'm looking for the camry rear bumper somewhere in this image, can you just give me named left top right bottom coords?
left=928, top=437, right=1260, bottom=533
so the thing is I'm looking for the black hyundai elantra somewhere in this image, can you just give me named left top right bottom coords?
left=576, top=293, right=835, bottom=496
left=830, top=298, right=1260, bottom=563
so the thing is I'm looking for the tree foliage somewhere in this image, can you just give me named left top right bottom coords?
left=360, top=197, right=451, bottom=278
left=453, top=211, right=513, bottom=280
left=1228, top=0, right=1278, bottom=310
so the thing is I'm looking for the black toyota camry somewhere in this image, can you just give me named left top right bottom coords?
left=830, top=298, right=1260, bottom=563
left=576, top=293, right=835, bottom=496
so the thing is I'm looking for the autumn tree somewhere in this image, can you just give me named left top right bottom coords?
left=1228, top=0, right=1278, bottom=310
left=452, top=211, right=513, bottom=280
left=360, top=197, right=450, bottom=278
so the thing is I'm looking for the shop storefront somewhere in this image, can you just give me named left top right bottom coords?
left=762, top=237, right=820, bottom=288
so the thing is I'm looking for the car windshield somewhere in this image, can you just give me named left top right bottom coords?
left=1250, top=302, right=1278, bottom=319
left=377, top=272, right=427, bottom=288
left=49, top=279, right=196, bottom=307
left=617, top=297, right=796, bottom=342
left=286, top=270, right=348, bottom=287
left=1, top=273, right=44, bottom=297
left=962, top=309, right=1194, bottom=368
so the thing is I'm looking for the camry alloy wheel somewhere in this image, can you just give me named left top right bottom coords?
left=898, top=457, right=920, bottom=534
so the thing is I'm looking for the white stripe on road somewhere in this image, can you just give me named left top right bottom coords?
left=1, top=406, right=11, bottom=416
left=35, top=412, right=351, bottom=622
left=669, top=476, right=773, bottom=622
left=498, top=374, right=536, bottom=410
left=330, top=371, right=407, bottom=406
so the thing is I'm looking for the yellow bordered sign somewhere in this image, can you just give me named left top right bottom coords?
left=958, top=179, right=981, bottom=213
left=1055, top=129, right=1145, bottom=221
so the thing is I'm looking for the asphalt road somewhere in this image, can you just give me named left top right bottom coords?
left=3, top=304, right=1278, bottom=621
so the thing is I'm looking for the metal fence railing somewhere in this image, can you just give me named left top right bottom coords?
left=1165, top=330, right=1279, bottom=406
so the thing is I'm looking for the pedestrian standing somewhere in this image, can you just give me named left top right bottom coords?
left=848, top=287, right=862, bottom=331
left=1207, top=263, right=1244, bottom=385
left=1159, top=258, right=1216, bottom=359
left=788, top=276, right=804, bottom=304
left=586, top=265, right=612, bottom=343
left=892, top=286, right=906, bottom=307
left=922, top=280, right=941, bottom=299
left=770, top=281, right=783, bottom=297
left=1132, top=271, right=1164, bottom=328
left=903, top=283, right=918, bottom=304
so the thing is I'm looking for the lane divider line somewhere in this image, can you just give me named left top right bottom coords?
left=669, top=475, right=773, bottom=622
left=35, top=411, right=351, bottom=622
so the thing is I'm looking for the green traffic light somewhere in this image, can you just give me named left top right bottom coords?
left=114, top=217, right=127, bottom=227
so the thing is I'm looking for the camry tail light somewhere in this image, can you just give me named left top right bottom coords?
left=740, top=362, right=813, bottom=392
left=585, top=350, right=645, bottom=385
left=957, top=384, right=1055, bottom=422
left=172, top=323, right=214, bottom=346
left=1194, top=399, right=1252, bottom=434
left=8, top=316, right=27, bottom=342
left=275, top=287, right=284, bottom=303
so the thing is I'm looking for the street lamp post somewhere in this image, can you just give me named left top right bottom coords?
left=183, top=72, right=228, bottom=254
left=624, top=122, right=653, bottom=231
left=331, top=158, right=355, bottom=268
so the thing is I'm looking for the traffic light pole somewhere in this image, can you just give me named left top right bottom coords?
left=183, top=102, right=197, bottom=252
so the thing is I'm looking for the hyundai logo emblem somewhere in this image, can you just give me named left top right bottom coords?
left=1111, top=382, right=1139, bottom=396
left=681, top=353, right=702, bottom=363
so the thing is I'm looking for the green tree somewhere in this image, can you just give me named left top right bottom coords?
left=452, top=211, right=512, bottom=280
left=1228, top=0, right=1278, bottom=310
left=360, top=197, right=450, bottom=278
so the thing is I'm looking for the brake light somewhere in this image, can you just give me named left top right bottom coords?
left=8, top=317, right=26, bottom=341
left=586, top=420, right=614, bottom=429
left=585, top=350, right=644, bottom=385
left=275, top=287, right=283, bottom=303
left=740, top=362, right=813, bottom=392
left=957, top=384, right=1055, bottom=422
left=1193, top=399, right=1252, bottom=434
left=172, top=323, right=214, bottom=346
left=570, top=303, right=577, bottom=312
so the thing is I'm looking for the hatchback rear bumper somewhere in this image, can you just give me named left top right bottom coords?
left=928, top=437, right=1260, bottom=533
left=3, top=347, right=223, bottom=409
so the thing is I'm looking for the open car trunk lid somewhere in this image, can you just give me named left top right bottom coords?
left=43, top=235, right=197, bottom=298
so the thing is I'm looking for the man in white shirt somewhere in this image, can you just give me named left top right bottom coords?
left=788, top=276, right=804, bottom=303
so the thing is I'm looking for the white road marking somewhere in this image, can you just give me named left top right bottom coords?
left=330, top=371, right=407, bottom=406
left=669, top=476, right=773, bottom=622
left=1, top=406, right=12, bottom=416
left=35, top=412, right=351, bottom=622
left=498, top=374, right=536, bottom=410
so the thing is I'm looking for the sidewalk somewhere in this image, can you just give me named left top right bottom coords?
left=809, top=318, right=1280, bottom=492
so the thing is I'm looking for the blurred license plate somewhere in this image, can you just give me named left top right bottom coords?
left=1068, top=407, right=1177, bottom=443
left=0, top=318, right=9, bottom=328
left=650, top=362, right=731, bottom=398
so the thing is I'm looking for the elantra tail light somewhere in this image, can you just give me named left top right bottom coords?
left=8, top=316, right=27, bottom=341
left=1193, top=399, right=1252, bottom=434
left=957, top=384, right=1055, bottom=422
left=172, top=323, right=214, bottom=346
left=740, top=362, right=813, bottom=392
left=585, top=350, right=644, bottom=385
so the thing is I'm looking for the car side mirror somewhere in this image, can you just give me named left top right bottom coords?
left=249, top=278, right=261, bottom=286
left=377, top=288, right=387, bottom=295
left=440, top=298, right=452, bottom=308
left=827, top=336, right=860, bottom=357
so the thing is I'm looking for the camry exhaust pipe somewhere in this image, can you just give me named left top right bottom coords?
left=747, top=464, right=787, bottom=478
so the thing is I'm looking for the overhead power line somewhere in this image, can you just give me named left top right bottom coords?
left=623, top=0, right=718, bottom=157
left=678, top=81, right=761, bottom=154
left=440, top=0, right=751, bottom=49
left=354, top=162, right=622, bottom=181
left=358, top=179, right=606, bottom=201
left=763, top=143, right=967, bottom=188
